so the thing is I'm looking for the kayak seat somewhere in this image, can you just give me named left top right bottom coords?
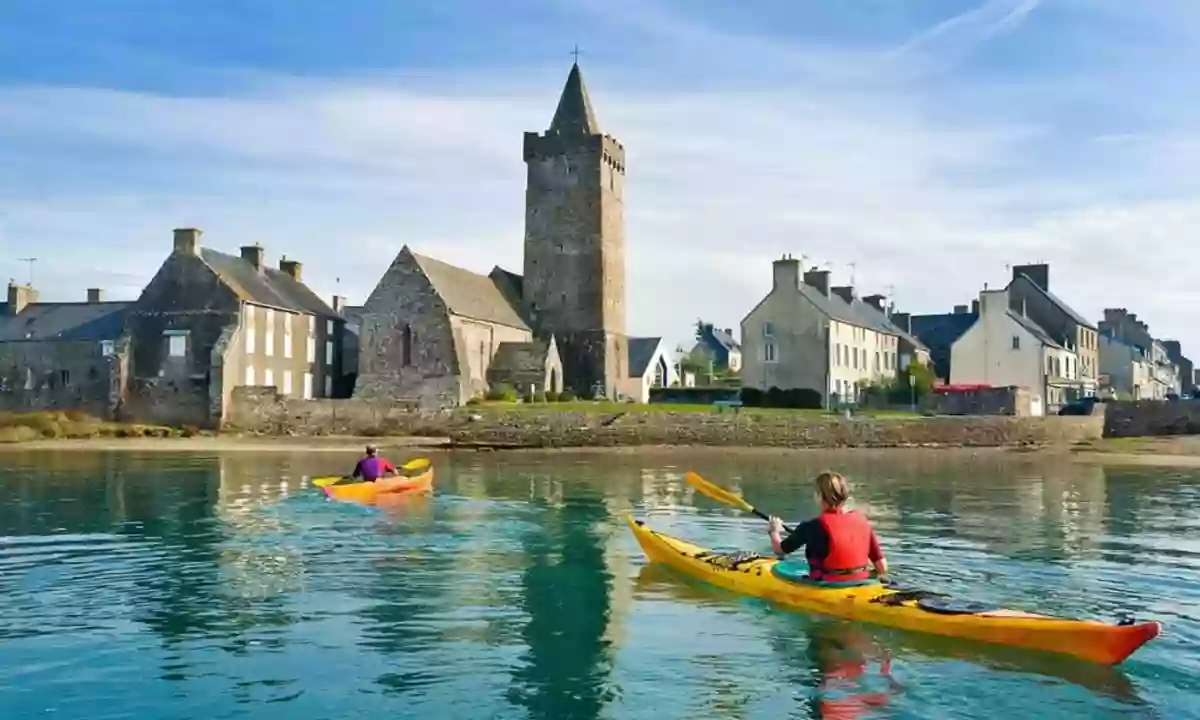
left=915, top=597, right=998, bottom=615
left=771, top=560, right=879, bottom=588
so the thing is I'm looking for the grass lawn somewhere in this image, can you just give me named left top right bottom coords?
left=0, top=411, right=185, bottom=443
left=470, top=401, right=920, bottom=418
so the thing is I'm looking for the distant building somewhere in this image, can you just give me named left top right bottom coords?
left=950, top=288, right=1083, bottom=411
left=692, top=322, right=741, bottom=372
left=1004, top=263, right=1098, bottom=399
left=908, top=302, right=979, bottom=382
left=0, top=282, right=130, bottom=416
left=620, top=337, right=678, bottom=402
left=1098, top=309, right=1180, bottom=399
left=741, top=255, right=902, bottom=406
left=1099, top=333, right=1155, bottom=400
left=122, top=228, right=345, bottom=428
left=1162, top=340, right=1194, bottom=396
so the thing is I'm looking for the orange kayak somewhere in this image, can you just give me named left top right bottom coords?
left=628, top=516, right=1161, bottom=665
left=320, top=468, right=434, bottom=504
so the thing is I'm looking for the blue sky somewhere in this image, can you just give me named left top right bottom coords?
left=2, top=0, right=1199, bottom=355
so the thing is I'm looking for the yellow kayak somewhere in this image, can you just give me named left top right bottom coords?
left=627, top=516, right=1161, bottom=666
left=319, top=468, right=435, bottom=505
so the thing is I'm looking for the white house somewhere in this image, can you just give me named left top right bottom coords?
left=950, top=288, right=1084, bottom=412
left=618, top=337, right=679, bottom=403
left=741, top=255, right=903, bottom=406
left=1099, top=333, right=1155, bottom=400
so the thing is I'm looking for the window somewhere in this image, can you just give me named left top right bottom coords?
left=24, top=367, right=33, bottom=390
left=264, top=309, right=274, bottom=357
left=283, top=313, right=294, bottom=359
left=307, top=335, right=316, bottom=363
left=246, top=327, right=256, bottom=354
left=264, top=369, right=274, bottom=388
left=325, top=340, right=334, bottom=366
left=100, top=340, right=115, bottom=357
left=324, top=375, right=333, bottom=397
left=245, top=366, right=256, bottom=386
left=282, top=370, right=292, bottom=396
left=764, top=342, right=778, bottom=362
left=303, top=372, right=313, bottom=399
left=852, top=349, right=858, bottom=370
left=59, top=370, right=70, bottom=386
left=1011, top=336, right=1020, bottom=350
left=326, top=319, right=334, bottom=335
left=834, top=343, right=841, bottom=365
left=763, top=322, right=774, bottom=338
left=875, top=352, right=880, bottom=372
left=402, top=324, right=413, bottom=366
left=166, top=332, right=187, bottom=357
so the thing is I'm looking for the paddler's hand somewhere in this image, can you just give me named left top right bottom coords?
left=767, top=516, right=784, bottom=535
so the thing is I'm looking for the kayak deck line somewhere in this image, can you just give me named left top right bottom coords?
left=626, top=516, right=1162, bottom=666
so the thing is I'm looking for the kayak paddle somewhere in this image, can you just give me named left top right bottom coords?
left=311, top=457, right=431, bottom=487
left=685, top=471, right=793, bottom=533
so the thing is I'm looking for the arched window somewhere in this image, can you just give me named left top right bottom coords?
left=402, top=324, right=414, bottom=367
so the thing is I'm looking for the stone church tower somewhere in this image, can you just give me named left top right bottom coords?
left=522, top=62, right=627, bottom=398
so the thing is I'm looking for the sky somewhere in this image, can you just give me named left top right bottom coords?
left=1, top=0, right=1199, bottom=356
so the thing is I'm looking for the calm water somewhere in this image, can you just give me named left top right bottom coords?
left=1, top=449, right=1198, bottom=719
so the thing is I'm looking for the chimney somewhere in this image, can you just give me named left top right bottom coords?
left=863, top=294, right=886, bottom=313
left=980, top=289, right=1008, bottom=318
left=890, top=312, right=912, bottom=334
left=173, top=228, right=201, bottom=256
left=803, top=267, right=831, bottom=296
left=240, top=244, right=265, bottom=272
left=278, top=256, right=302, bottom=282
left=831, top=286, right=855, bottom=304
left=87, top=288, right=103, bottom=303
left=1013, top=263, right=1049, bottom=290
left=953, top=304, right=968, bottom=315
left=971, top=299, right=980, bottom=315
left=6, top=281, right=37, bottom=316
left=331, top=295, right=347, bottom=315
left=772, top=254, right=801, bottom=291
left=724, top=328, right=732, bottom=336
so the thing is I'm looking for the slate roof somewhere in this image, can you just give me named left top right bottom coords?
left=199, top=248, right=339, bottom=318
left=410, top=252, right=529, bottom=330
left=490, top=340, right=553, bottom=375
left=549, top=62, right=599, bottom=136
left=859, top=304, right=928, bottom=350
left=628, top=336, right=663, bottom=378
left=0, top=302, right=131, bottom=342
left=798, top=286, right=901, bottom=336
left=910, top=312, right=977, bottom=351
left=1009, top=274, right=1095, bottom=329
left=708, top=327, right=740, bottom=351
left=1009, top=311, right=1063, bottom=348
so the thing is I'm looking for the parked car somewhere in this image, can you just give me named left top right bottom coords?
left=1058, top=395, right=1100, bottom=416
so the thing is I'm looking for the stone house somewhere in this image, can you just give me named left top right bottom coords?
left=1098, top=308, right=1179, bottom=399
left=856, top=295, right=931, bottom=370
left=354, top=247, right=563, bottom=406
left=908, top=302, right=979, bottom=382
left=619, top=337, right=678, bottom=403
left=741, top=255, right=903, bottom=406
left=0, top=282, right=130, bottom=416
left=692, top=323, right=741, bottom=372
left=121, top=228, right=345, bottom=428
left=1098, top=333, right=1155, bottom=400
left=950, top=288, right=1084, bottom=411
left=1161, top=341, right=1192, bottom=396
left=1005, top=264, right=1098, bottom=399
left=353, top=62, right=664, bottom=407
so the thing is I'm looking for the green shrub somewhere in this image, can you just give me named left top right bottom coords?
left=531, top=391, right=547, bottom=403
left=485, top=383, right=518, bottom=402
left=558, top=390, right=576, bottom=402
left=544, top=390, right=559, bottom=402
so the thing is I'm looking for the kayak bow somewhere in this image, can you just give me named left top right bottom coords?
left=319, top=468, right=434, bottom=504
left=626, top=516, right=1160, bottom=666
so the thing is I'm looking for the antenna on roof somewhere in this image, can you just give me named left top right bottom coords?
left=17, top=257, right=36, bottom=285
left=847, top=262, right=857, bottom=286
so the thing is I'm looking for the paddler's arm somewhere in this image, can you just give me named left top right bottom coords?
left=868, top=531, right=888, bottom=578
left=350, top=459, right=364, bottom=479
left=768, top=518, right=811, bottom=559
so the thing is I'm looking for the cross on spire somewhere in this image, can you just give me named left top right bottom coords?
left=570, top=44, right=582, bottom=63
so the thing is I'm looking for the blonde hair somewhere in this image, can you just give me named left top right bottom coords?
left=814, top=471, right=851, bottom=509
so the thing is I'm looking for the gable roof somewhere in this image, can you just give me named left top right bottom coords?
left=1008, top=274, right=1095, bottom=329
left=700, top=325, right=740, bottom=352
left=0, top=302, right=131, bottom=342
left=199, top=248, right=339, bottom=318
left=628, top=336, right=664, bottom=378
left=410, top=252, right=529, bottom=330
left=801, top=286, right=900, bottom=336
left=1008, top=310, right=1063, bottom=348
left=910, top=312, right=977, bottom=351
left=860, top=305, right=928, bottom=350
left=490, top=339, right=554, bottom=375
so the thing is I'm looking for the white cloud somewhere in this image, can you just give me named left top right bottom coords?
left=1, top=2, right=1199, bottom=358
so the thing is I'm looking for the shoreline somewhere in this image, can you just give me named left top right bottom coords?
left=3, top=433, right=1200, bottom=467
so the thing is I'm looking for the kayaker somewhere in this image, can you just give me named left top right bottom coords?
left=767, top=471, right=888, bottom=581
left=351, top=444, right=399, bottom=482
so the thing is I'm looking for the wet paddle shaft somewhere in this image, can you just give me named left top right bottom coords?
left=685, top=471, right=793, bottom=533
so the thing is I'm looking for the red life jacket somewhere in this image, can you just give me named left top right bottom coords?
left=813, top=510, right=873, bottom=581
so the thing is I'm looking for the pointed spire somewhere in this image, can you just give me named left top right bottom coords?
left=549, top=62, right=599, bottom=136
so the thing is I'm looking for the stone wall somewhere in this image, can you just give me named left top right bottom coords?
left=1104, top=399, right=1200, bottom=437
left=226, top=387, right=431, bottom=435
left=922, top=386, right=1035, bottom=416
left=0, top=338, right=127, bottom=417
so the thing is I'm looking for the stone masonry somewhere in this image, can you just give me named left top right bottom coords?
left=523, top=62, right=627, bottom=398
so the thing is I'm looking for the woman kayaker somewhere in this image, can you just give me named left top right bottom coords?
left=351, top=444, right=399, bottom=483
left=767, top=471, right=888, bottom=582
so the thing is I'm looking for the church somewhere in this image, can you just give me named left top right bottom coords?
left=352, top=62, right=675, bottom=407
